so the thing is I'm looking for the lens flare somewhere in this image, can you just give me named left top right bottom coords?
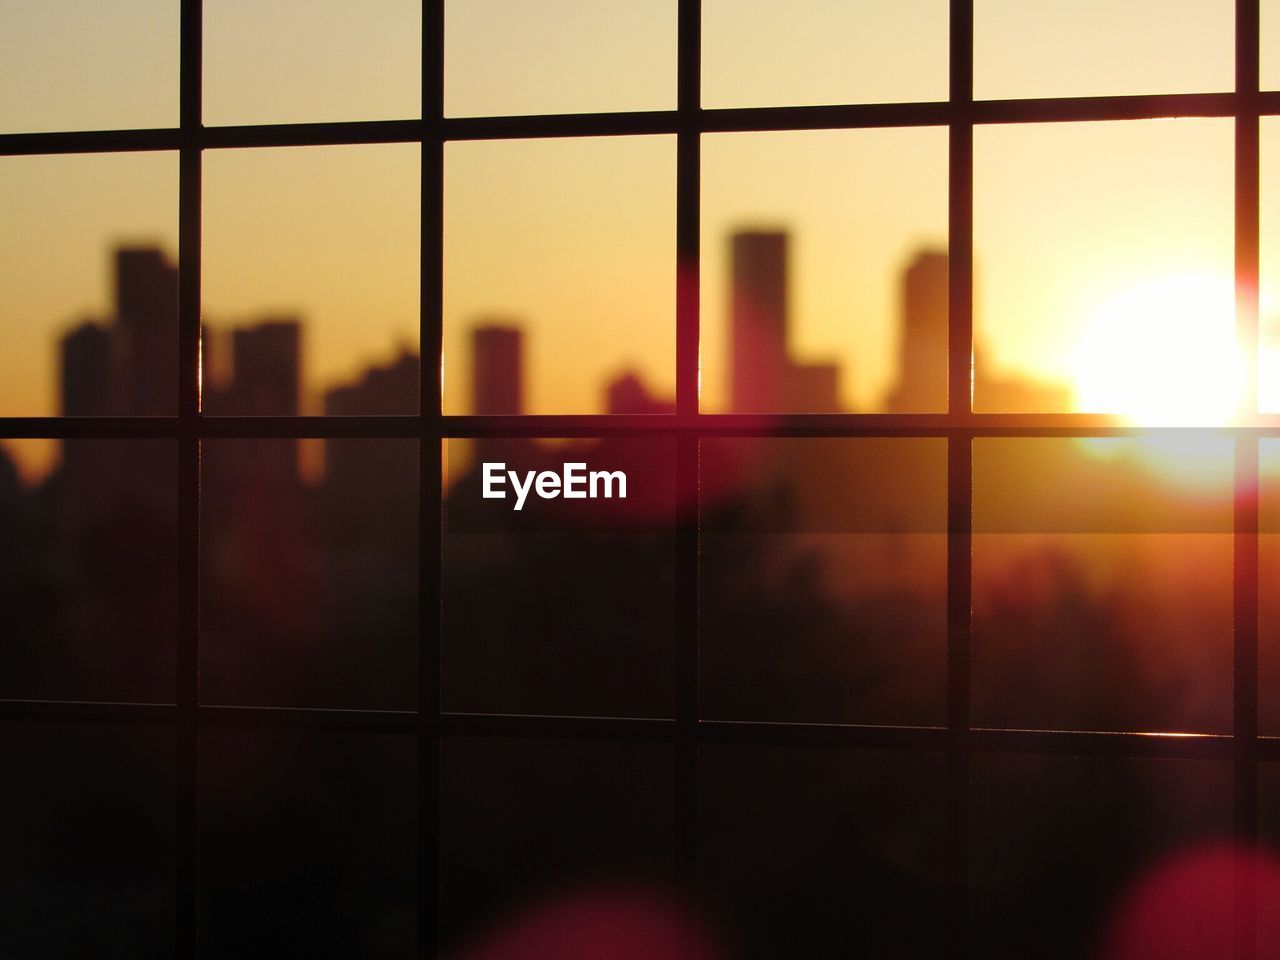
left=1071, top=273, right=1242, bottom=427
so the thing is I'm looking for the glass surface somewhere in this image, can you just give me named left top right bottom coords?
left=971, top=755, right=1233, bottom=960
left=0, top=151, right=179, bottom=461
left=442, top=437, right=677, bottom=718
left=972, top=437, right=1234, bottom=733
left=701, top=0, right=948, bottom=109
left=1257, top=439, right=1280, bottom=734
left=0, top=723, right=174, bottom=957
left=201, top=439, right=418, bottom=710
left=699, top=745, right=947, bottom=959
left=444, top=136, right=675, bottom=416
left=203, top=0, right=421, bottom=125
left=440, top=737, right=678, bottom=955
left=974, top=0, right=1233, bottom=100
left=699, top=438, right=948, bottom=725
left=0, top=438, right=177, bottom=703
left=199, top=729, right=417, bottom=958
left=1253, top=763, right=1280, bottom=954
left=0, top=1, right=178, bottom=133
left=1266, top=0, right=1280, bottom=92
left=701, top=128, right=948, bottom=413
left=445, top=0, right=676, bottom=117
left=202, top=144, right=420, bottom=416
left=974, top=120, right=1233, bottom=418
left=1261, top=119, right=1280, bottom=412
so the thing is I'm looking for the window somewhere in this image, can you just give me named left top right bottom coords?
left=1, top=2, right=1274, bottom=957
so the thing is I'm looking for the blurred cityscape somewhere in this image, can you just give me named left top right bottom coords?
left=0, top=234, right=1262, bottom=959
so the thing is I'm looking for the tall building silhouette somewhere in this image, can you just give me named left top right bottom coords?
left=56, top=247, right=178, bottom=421
left=114, top=247, right=178, bottom=417
left=731, top=231, right=789, bottom=412
left=203, top=317, right=303, bottom=489
left=324, top=349, right=419, bottom=513
left=887, top=250, right=949, bottom=412
left=324, top=348, right=417, bottom=417
left=471, top=323, right=525, bottom=464
left=730, top=229, right=840, bottom=412
left=55, top=247, right=178, bottom=516
left=471, top=324, right=523, bottom=416
left=220, top=319, right=302, bottom=417
left=60, top=320, right=111, bottom=417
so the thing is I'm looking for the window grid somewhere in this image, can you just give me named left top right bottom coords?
left=0, top=0, right=1272, bottom=957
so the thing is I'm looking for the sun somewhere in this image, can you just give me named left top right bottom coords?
left=1070, top=273, right=1243, bottom=427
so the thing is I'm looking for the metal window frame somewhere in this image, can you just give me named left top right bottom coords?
left=0, top=0, right=1274, bottom=956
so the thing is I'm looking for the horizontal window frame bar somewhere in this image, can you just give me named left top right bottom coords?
left=4, top=90, right=1280, bottom=156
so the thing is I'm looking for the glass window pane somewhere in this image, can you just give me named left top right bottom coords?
left=974, top=120, right=1234, bottom=419
left=701, top=128, right=948, bottom=413
left=442, top=437, right=677, bottom=718
left=0, top=723, right=175, bottom=956
left=1257, top=439, right=1280, bottom=734
left=445, top=0, right=676, bottom=117
left=973, top=437, right=1233, bottom=733
left=700, top=746, right=947, bottom=959
left=203, top=0, right=421, bottom=126
left=200, top=729, right=416, bottom=957
left=444, top=136, right=674, bottom=416
left=202, top=144, right=420, bottom=416
left=1261, top=119, right=1280, bottom=412
left=440, top=737, right=678, bottom=955
left=0, top=1, right=178, bottom=134
left=1266, top=0, right=1280, bottom=91
left=699, top=438, right=948, bottom=726
left=701, top=0, right=948, bottom=109
left=1, top=152, right=179, bottom=432
left=972, top=755, right=1233, bottom=960
left=0, top=438, right=176, bottom=704
left=974, top=0, right=1233, bottom=100
left=201, top=439, right=418, bottom=710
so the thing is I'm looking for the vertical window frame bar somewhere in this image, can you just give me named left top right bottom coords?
left=422, top=2, right=446, bottom=958
left=948, top=1, right=975, bottom=956
left=1235, top=0, right=1262, bottom=955
left=175, top=0, right=203, bottom=956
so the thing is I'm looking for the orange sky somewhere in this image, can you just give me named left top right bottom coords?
left=3, top=1, right=1280, bottom=482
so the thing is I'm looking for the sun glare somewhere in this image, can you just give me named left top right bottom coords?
left=1070, top=273, right=1243, bottom=427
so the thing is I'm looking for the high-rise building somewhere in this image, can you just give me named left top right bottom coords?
left=114, top=247, right=178, bottom=416
left=323, top=350, right=420, bottom=516
left=730, top=230, right=790, bottom=412
left=887, top=249, right=949, bottom=413
left=786, top=362, right=840, bottom=412
left=202, top=318, right=303, bottom=490
left=324, top=349, right=417, bottom=417
left=730, top=229, right=842, bottom=412
left=60, top=321, right=111, bottom=418
left=226, top=320, right=302, bottom=417
left=471, top=324, right=523, bottom=416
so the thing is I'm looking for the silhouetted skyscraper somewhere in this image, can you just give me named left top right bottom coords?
left=324, top=350, right=420, bottom=511
left=203, top=318, right=303, bottom=489
left=731, top=230, right=789, bottom=412
left=226, top=320, right=302, bottom=417
left=730, top=229, right=841, bottom=412
left=888, top=249, right=949, bottom=412
left=472, top=324, right=523, bottom=416
left=114, top=247, right=178, bottom=416
left=324, top=349, right=418, bottom=417
left=60, top=321, right=111, bottom=418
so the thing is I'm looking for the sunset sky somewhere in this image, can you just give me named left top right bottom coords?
left=4, top=1, right=1280, bottom=481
